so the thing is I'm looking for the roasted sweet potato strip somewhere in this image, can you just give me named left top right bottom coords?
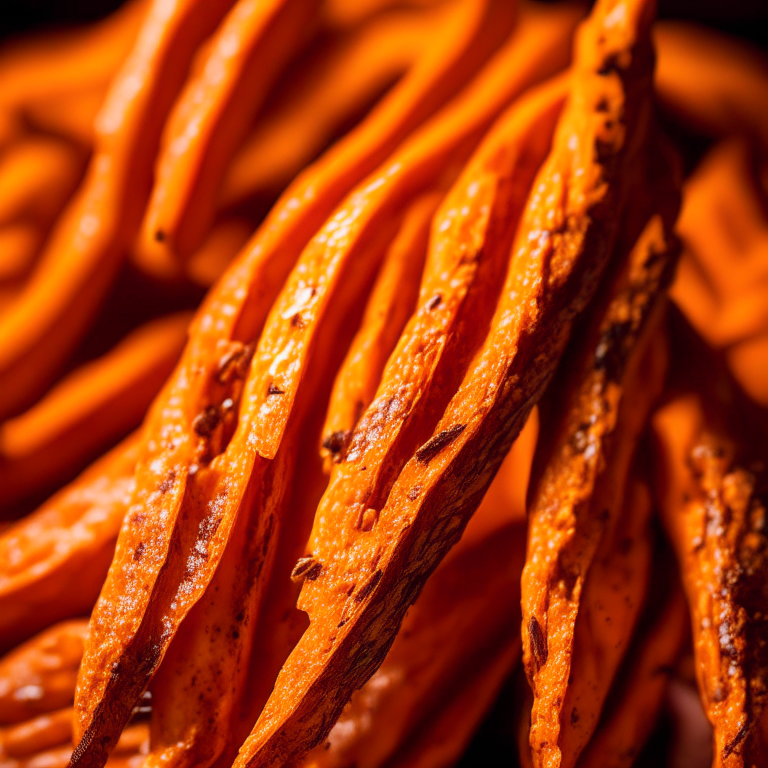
left=303, top=413, right=536, bottom=768
left=0, top=137, right=86, bottom=229
left=137, top=0, right=321, bottom=267
left=520, top=207, right=680, bottom=767
left=72, top=10, right=579, bottom=765
left=0, top=225, right=42, bottom=287
left=234, top=2, right=658, bottom=765
left=0, top=0, right=235, bottom=421
left=24, top=89, right=107, bottom=148
left=576, top=583, right=688, bottom=768
left=653, top=396, right=768, bottom=766
left=0, top=439, right=137, bottom=652
left=1, top=708, right=73, bottom=758
left=655, top=22, right=768, bottom=148
left=219, top=5, right=430, bottom=208
left=0, top=313, right=189, bottom=513
left=0, top=622, right=87, bottom=724
left=321, top=191, right=442, bottom=468
left=0, top=0, right=147, bottom=112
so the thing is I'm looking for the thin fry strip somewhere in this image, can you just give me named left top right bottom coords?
left=234, top=2, right=658, bottom=765
left=576, top=583, right=689, bottom=768
left=138, top=0, right=321, bottom=265
left=72, top=10, right=579, bottom=765
left=0, top=622, right=87, bottom=724
left=0, top=313, right=190, bottom=513
left=0, top=0, right=236, bottom=421
left=303, top=413, right=536, bottom=768
left=0, top=439, right=137, bottom=653
left=520, top=205, right=680, bottom=766
left=0, top=708, right=73, bottom=758
left=219, top=4, right=434, bottom=208
left=653, top=396, right=768, bottom=766
left=321, top=190, right=442, bottom=468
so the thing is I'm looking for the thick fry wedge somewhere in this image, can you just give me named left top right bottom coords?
left=72, top=9, right=580, bottom=766
left=0, top=313, right=190, bottom=513
left=234, top=2, right=659, bottom=765
left=0, top=439, right=137, bottom=651
left=653, top=395, right=768, bottom=766
left=0, top=0, right=236, bottom=421
left=0, top=622, right=87, bottom=725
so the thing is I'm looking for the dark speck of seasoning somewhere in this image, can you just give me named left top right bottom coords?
left=133, top=542, right=145, bottom=562
left=158, top=470, right=176, bottom=495
left=407, top=485, right=422, bottom=501
left=291, top=556, right=322, bottom=582
left=154, top=229, right=166, bottom=243
left=232, top=630, right=240, bottom=640
left=268, top=383, right=285, bottom=396
left=323, top=431, right=348, bottom=458
left=529, top=616, right=548, bottom=669
left=723, top=722, right=749, bottom=758
left=415, top=424, right=466, bottom=464
left=426, top=293, right=442, bottom=311
left=354, top=570, right=382, bottom=603
left=570, top=708, right=579, bottom=726
left=193, top=406, right=220, bottom=438
left=291, top=313, right=306, bottom=329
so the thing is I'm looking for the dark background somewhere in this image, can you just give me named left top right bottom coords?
left=1, top=0, right=767, bottom=48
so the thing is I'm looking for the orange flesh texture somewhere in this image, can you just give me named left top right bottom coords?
left=576, top=584, right=689, bottom=768
left=652, top=396, right=768, bottom=767
left=219, top=4, right=431, bottom=208
left=655, top=23, right=768, bottom=148
left=0, top=313, right=190, bottom=513
left=72, top=8, right=580, bottom=764
left=140, top=224, right=390, bottom=768
left=320, top=190, right=442, bottom=469
left=0, top=621, right=88, bottom=724
left=521, top=204, right=680, bottom=767
left=302, top=411, right=537, bottom=768
left=234, top=2, right=658, bottom=765
left=0, top=0, right=148, bottom=111
left=0, top=137, right=86, bottom=229
left=0, top=437, right=138, bottom=653
left=670, top=139, right=768, bottom=408
left=137, top=0, right=322, bottom=269
left=0, top=0, right=238, bottom=423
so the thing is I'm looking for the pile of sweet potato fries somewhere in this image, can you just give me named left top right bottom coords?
left=1, top=0, right=767, bottom=766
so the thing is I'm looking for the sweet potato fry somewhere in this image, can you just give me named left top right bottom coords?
left=0, top=0, right=236, bottom=421
left=218, top=4, right=434, bottom=208
left=233, top=2, right=659, bottom=765
left=521, top=202, right=680, bottom=767
left=653, top=395, right=768, bottom=766
left=0, top=225, right=42, bottom=287
left=655, top=22, right=768, bottom=148
left=72, top=9, right=579, bottom=765
left=0, top=622, right=87, bottom=725
left=24, top=90, right=107, bottom=148
left=0, top=0, right=148, bottom=112
left=576, top=582, right=688, bottom=768
left=321, top=190, right=442, bottom=468
left=0, top=313, right=190, bottom=513
left=302, top=411, right=537, bottom=768
left=0, top=438, right=137, bottom=651
left=0, top=708, right=73, bottom=759
left=137, top=0, right=322, bottom=268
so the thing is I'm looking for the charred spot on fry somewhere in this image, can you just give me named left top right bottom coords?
left=414, top=424, right=466, bottom=464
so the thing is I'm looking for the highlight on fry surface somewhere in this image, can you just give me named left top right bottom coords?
left=0, top=1, right=766, bottom=767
